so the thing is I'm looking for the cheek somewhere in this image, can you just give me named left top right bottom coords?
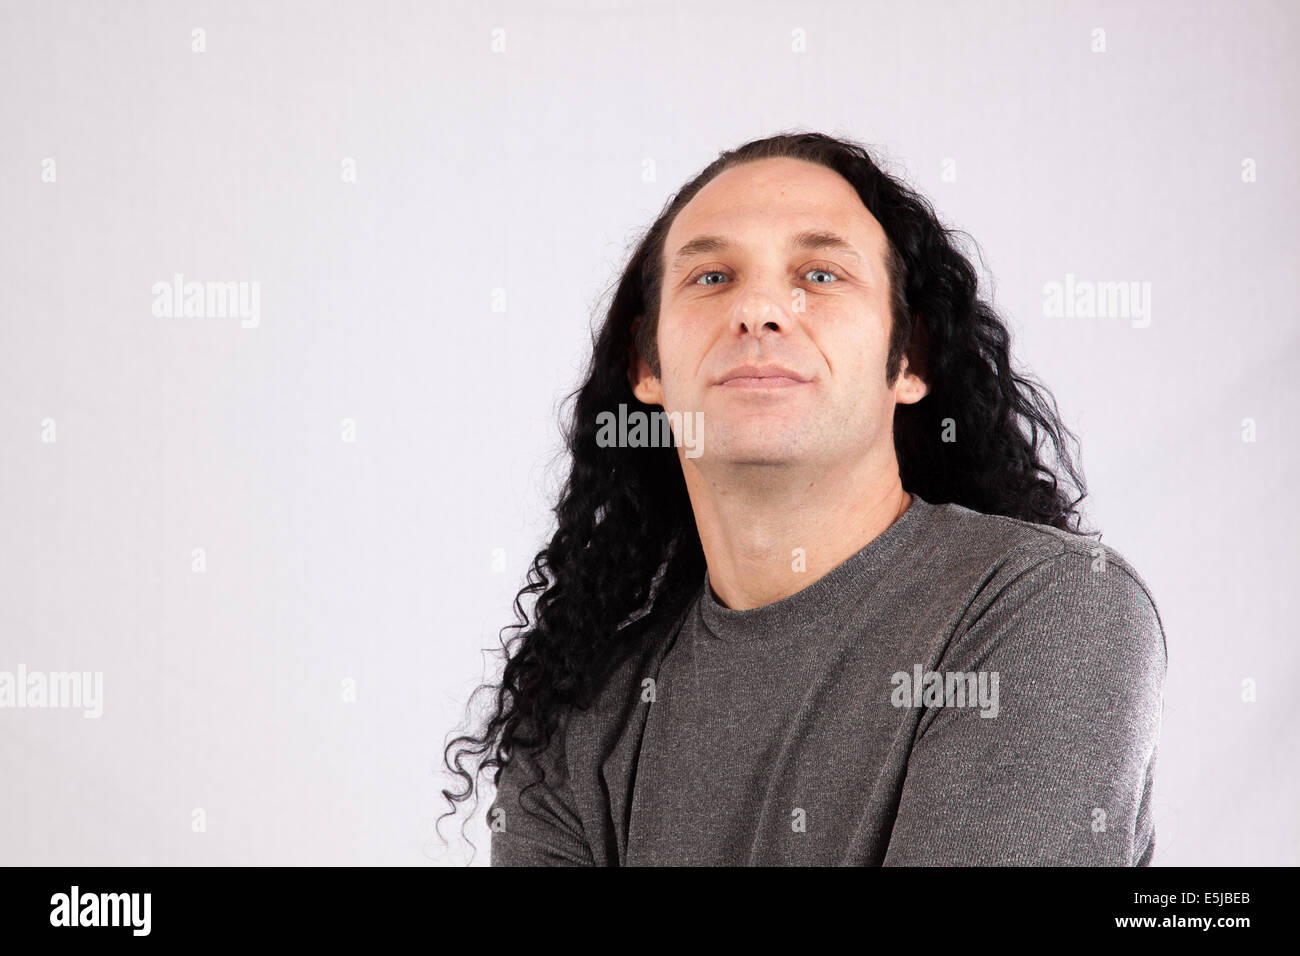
left=832, top=304, right=894, bottom=369
left=656, top=318, right=700, bottom=385
left=811, top=323, right=879, bottom=385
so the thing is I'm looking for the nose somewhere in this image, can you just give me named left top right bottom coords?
left=731, top=275, right=790, bottom=340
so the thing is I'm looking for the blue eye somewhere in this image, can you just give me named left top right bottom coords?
left=690, top=266, right=842, bottom=286
left=694, top=271, right=728, bottom=286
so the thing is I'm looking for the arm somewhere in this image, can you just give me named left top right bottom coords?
left=883, top=546, right=1167, bottom=866
left=489, top=710, right=595, bottom=866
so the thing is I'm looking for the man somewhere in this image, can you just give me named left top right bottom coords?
left=451, top=132, right=1166, bottom=866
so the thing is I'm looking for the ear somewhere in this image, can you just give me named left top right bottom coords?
left=627, top=316, right=664, bottom=406
left=894, top=315, right=930, bottom=405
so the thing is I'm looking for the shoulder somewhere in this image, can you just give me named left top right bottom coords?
left=589, top=602, right=691, bottom=715
left=926, top=499, right=1164, bottom=613
left=921, top=499, right=1168, bottom=671
left=562, top=597, right=696, bottom=745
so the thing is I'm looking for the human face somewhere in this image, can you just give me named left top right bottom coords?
left=631, top=156, right=926, bottom=470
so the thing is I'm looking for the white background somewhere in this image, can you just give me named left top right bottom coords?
left=1, top=0, right=1296, bottom=865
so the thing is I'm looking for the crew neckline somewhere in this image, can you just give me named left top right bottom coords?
left=697, top=491, right=936, bottom=644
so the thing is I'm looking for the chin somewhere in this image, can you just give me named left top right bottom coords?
left=706, top=431, right=810, bottom=465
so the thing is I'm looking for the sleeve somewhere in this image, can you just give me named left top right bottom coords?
left=488, top=710, right=596, bottom=866
left=882, top=546, right=1168, bottom=866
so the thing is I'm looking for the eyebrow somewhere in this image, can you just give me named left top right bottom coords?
left=669, top=230, right=868, bottom=271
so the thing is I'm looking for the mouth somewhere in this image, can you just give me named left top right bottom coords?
left=716, top=376, right=808, bottom=389
left=713, top=364, right=812, bottom=389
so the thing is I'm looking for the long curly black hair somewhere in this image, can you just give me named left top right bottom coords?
left=434, top=130, right=1096, bottom=861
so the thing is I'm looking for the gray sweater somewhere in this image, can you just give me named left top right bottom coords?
left=489, top=492, right=1167, bottom=866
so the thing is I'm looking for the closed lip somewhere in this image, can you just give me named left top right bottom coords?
left=714, top=364, right=811, bottom=387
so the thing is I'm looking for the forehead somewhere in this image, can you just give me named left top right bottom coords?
left=665, top=156, right=888, bottom=265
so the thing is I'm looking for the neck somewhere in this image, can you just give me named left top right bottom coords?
left=682, top=450, right=912, bottom=611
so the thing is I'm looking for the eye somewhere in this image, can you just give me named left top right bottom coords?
left=693, top=270, right=729, bottom=286
left=688, top=265, right=843, bottom=286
